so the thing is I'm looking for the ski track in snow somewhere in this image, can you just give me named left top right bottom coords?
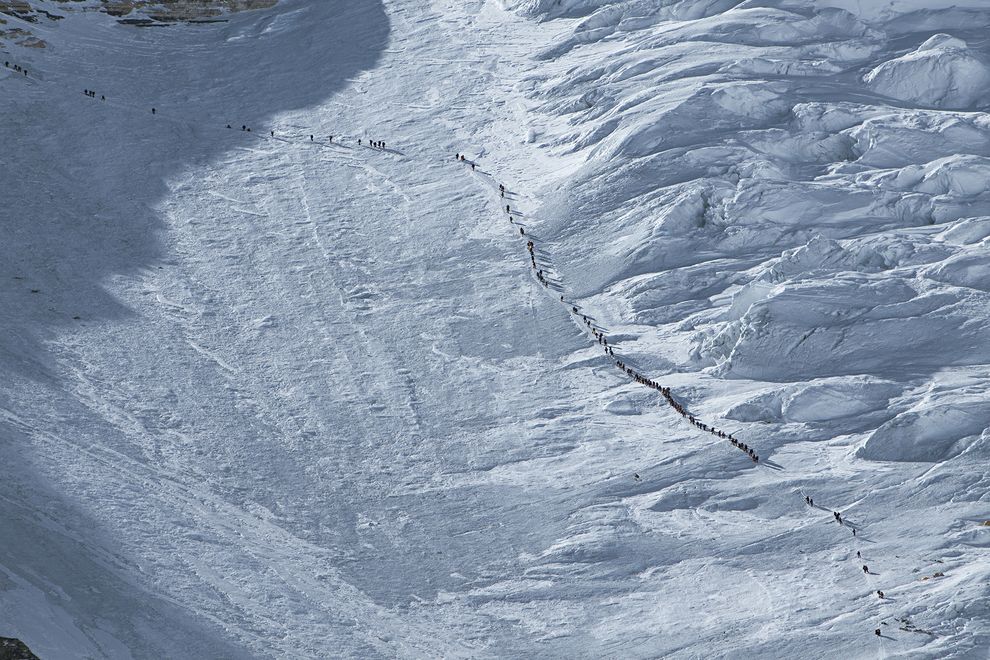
left=1, top=0, right=989, bottom=658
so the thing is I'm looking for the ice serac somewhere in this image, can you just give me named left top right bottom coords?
left=500, top=0, right=990, bottom=655
left=864, top=34, right=990, bottom=109
left=499, top=0, right=614, bottom=20
left=858, top=402, right=990, bottom=462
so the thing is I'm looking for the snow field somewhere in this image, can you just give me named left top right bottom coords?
left=0, top=0, right=988, bottom=658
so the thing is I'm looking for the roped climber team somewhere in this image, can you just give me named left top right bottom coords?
left=4, top=64, right=905, bottom=641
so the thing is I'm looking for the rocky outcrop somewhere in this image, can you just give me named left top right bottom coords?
left=1, top=1, right=278, bottom=25
left=0, top=637, right=40, bottom=660
left=97, top=1, right=279, bottom=22
left=0, top=1, right=277, bottom=48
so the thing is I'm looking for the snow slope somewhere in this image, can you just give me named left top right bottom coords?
left=1, top=0, right=988, bottom=658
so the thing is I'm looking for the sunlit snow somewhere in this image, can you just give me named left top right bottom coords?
left=1, top=0, right=988, bottom=658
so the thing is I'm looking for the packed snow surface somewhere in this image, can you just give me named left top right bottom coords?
left=1, top=0, right=989, bottom=658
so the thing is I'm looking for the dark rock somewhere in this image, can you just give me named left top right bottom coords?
left=0, top=637, right=41, bottom=660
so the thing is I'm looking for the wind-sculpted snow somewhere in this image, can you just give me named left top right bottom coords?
left=519, top=0, right=990, bottom=382
left=500, top=0, right=613, bottom=20
left=2, top=0, right=990, bottom=658
left=864, top=35, right=990, bottom=110
left=859, top=400, right=990, bottom=462
left=507, top=0, right=990, bottom=655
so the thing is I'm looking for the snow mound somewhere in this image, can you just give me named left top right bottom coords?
left=723, top=377, right=899, bottom=423
left=924, top=251, right=990, bottom=292
left=500, top=0, right=614, bottom=20
left=847, top=111, right=990, bottom=169
left=696, top=276, right=990, bottom=381
left=863, top=34, right=990, bottom=109
left=792, top=102, right=886, bottom=133
left=870, top=155, right=990, bottom=198
left=604, top=396, right=643, bottom=415
left=781, top=377, right=901, bottom=423
left=725, top=236, right=893, bottom=321
left=761, top=235, right=889, bottom=280
left=594, top=81, right=792, bottom=161
left=648, top=485, right=713, bottom=512
left=724, top=391, right=782, bottom=422
left=938, top=217, right=990, bottom=245
left=813, top=0, right=990, bottom=24
left=858, top=402, right=990, bottom=462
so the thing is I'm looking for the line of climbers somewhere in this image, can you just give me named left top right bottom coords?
left=805, top=494, right=891, bottom=635
left=14, top=60, right=399, bottom=154
left=467, top=151, right=909, bottom=641
left=455, top=153, right=477, bottom=171
left=3, top=69, right=914, bottom=641
left=493, top=161, right=760, bottom=463
left=92, top=79, right=929, bottom=642
left=4, top=61, right=28, bottom=76
left=611, top=353, right=758, bottom=462
left=88, top=92, right=387, bottom=149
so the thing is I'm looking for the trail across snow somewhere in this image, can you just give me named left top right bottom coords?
left=1, top=0, right=989, bottom=659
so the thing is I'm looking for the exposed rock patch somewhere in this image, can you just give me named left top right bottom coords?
left=0, top=637, right=40, bottom=660
left=0, top=1, right=277, bottom=46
